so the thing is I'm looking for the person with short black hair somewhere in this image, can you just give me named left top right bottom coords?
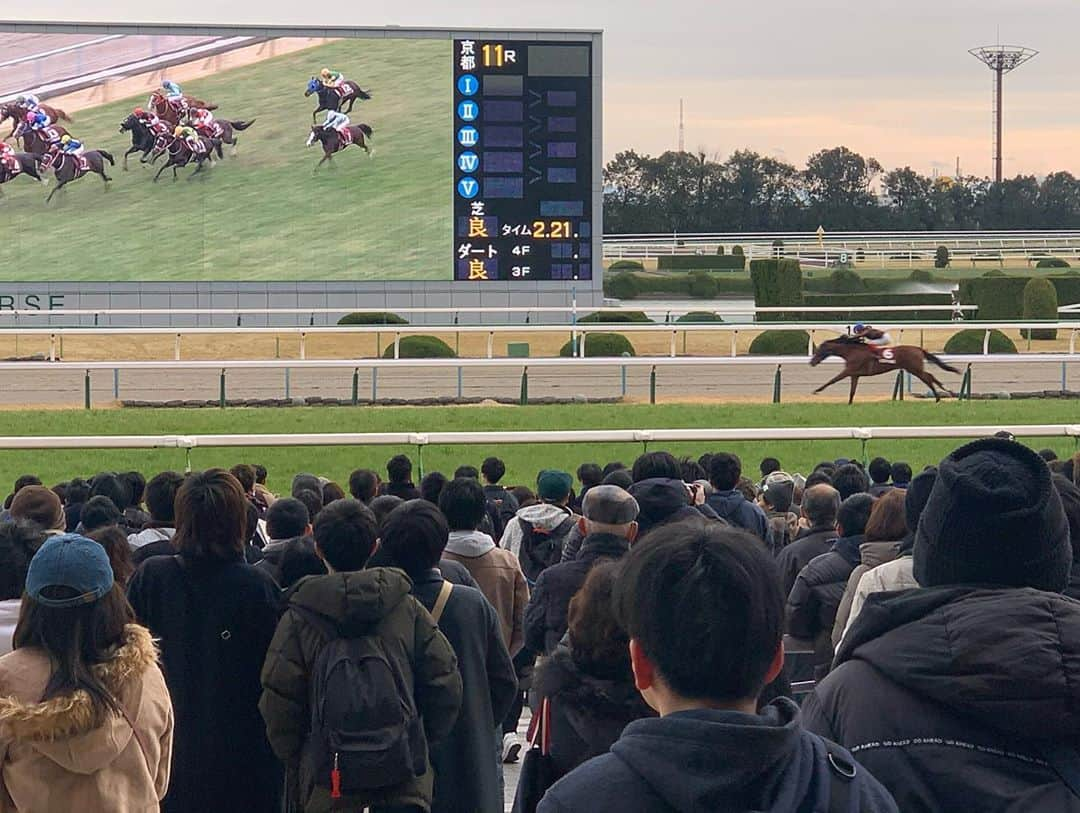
left=62, top=477, right=91, bottom=532
left=0, top=520, right=45, bottom=656
left=889, top=461, right=912, bottom=488
left=805, top=438, right=1080, bottom=811
left=481, top=457, right=519, bottom=535
left=378, top=500, right=516, bottom=813
left=129, top=471, right=184, bottom=564
left=574, top=463, right=603, bottom=508
left=454, top=464, right=479, bottom=480
left=79, top=495, right=122, bottom=534
left=293, top=488, right=323, bottom=524
left=420, top=471, right=448, bottom=505
left=601, top=462, right=626, bottom=477
left=89, top=474, right=132, bottom=531
left=804, top=470, right=833, bottom=489
left=128, top=469, right=283, bottom=813
left=321, top=481, right=346, bottom=505
left=348, top=468, right=380, bottom=503
left=867, top=457, right=893, bottom=496
left=759, top=457, right=782, bottom=479
left=786, top=493, right=875, bottom=672
left=260, top=497, right=462, bottom=813
left=775, top=484, right=840, bottom=597
left=2, top=475, right=43, bottom=516
left=630, top=451, right=682, bottom=484
left=601, top=469, right=633, bottom=490
left=381, top=454, right=421, bottom=501
left=678, top=457, right=707, bottom=484
left=118, top=471, right=151, bottom=533
left=229, top=464, right=256, bottom=496
left=540, top=522, right=897, bottom=813
left=705, top=453, right=767, bottom=538
left=370, top=494, right=405, bottom=529
left=831, top=463, right=870, bottom=501
left=255, top=497, right=315, bottom=589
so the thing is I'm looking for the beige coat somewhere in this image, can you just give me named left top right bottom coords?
left=830, top=540, right=903, bottom=650
left=0, top=624, right=174, bottom=813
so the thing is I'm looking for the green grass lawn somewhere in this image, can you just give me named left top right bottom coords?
left=0, top=401, right=1075, bottom=495
left=0, top=39, right=451, bottom=281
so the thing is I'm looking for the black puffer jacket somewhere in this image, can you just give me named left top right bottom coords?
left=629, top=478, right=722, bottom=538
left=803, top=586, right=1080, bottom=813
left=533, top=644, right=654, bottom=780
left=785, top=534, right=863, bottom=669
left=775, top=525, right=838, bottom=598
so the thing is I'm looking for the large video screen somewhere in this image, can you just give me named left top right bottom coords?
left=0, top=30, right=594, bottom=284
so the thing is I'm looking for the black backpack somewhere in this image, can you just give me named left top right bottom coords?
left=518, top=515, right=576, bottom=584
left=293, top=606, right=427, bottom=798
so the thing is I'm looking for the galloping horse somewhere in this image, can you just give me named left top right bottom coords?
left=149, top=136, right=222, bottom=182
left=12, top=121, right=69, bottom=155
left=1, top=102, right=71, bottom=137
left=305, top=78, right=371, bottom=123
left=119, top=113, right=171, bottom=168
left=190, top=116, right=256, bottom=152
left=809, top=336, right=959, bottom=404
left=306, top=123, right=373, bottom=170
left=147, top=92, right=218, bottom=126
left=0, top=152, right=45, bottom=193
left=45, top=149, right=114, bottom=203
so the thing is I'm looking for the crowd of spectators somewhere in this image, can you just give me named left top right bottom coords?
left=0, top=444, right=1076, bottom=811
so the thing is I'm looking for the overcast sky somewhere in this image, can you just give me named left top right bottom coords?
left=7, top=0, right=1076, bottom=177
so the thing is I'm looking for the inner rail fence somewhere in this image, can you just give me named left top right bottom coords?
left=1, top=425, right=1077, bottom=474
left=5, top=354, right=1079, bottom=408
left=7, top=320, right=1079, bottom=362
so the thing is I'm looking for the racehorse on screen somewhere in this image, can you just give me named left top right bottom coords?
left=306, top=123, right=373, bottom=170
left=810, top=337, right=959, bottom=403
left=305, top=78, right=372, bottom=123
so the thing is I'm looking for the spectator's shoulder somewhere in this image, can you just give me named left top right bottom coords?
left=541, top=753, right=639, bottom=811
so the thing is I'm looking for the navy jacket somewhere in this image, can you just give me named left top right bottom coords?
left=539, top=699, right=897, bottom=813
left=706, top=489, right=767, bottom=540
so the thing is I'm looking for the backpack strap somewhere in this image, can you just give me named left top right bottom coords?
left=1039, top=743, right=1080, bottom=800
left=823, top=739, right=856, bottom=813
left=430, top=580, right=454, bottom=625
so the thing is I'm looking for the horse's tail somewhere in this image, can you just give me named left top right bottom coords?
left=231, top=119, right=256, bottom=131
left=97, top=150, right=115, bottom=166
left=923, top=349, right=960, bottom=374
left=354, top=86, right=372, bottom=101
left=359, top=123, right=373, bottom=138
left=55, top=108, right=72, bottom=122
left=203, top=103, right=219, bottom=111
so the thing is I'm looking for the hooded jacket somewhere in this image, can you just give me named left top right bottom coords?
left=259, top=568, right=462, bottom=813
left=524, top=532, right=629, bottom=656
left=538, top=698, right=897, bottom=813
left=786, top=535, right=864, bottom=668
left=804, top=586, right=1080, bottom=813
left=0, top=624, right=174, bottom=813
left=443, top=529, right=529, bottom=656
left=834, top=556, right=918, bottom=649
left=830, top=539, right=903, bottom=647
left=533, top=643, right=654, bottom=780
left=630, top=479, right=710, bottom=537
left=500, top=504, right=577, bottom=578
left=705, top=489, right=768, bottom=539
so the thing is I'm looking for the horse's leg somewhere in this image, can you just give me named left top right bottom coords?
left=315, top=152, right=330, bottom=172
left=123, top=146, right=135, bottom=170
left=847, top=376, right=860, bottom=405
left=912, top=370, right=944, bottom=402
left=813, top=370, right=849, bottom=394
left=45, top=178, right=65, bottom=203
left=346, top=98, right=356, bottom=114
left=152, top=160, right=170, bottom=182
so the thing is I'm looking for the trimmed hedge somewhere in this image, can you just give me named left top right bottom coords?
left=960, top=277, right=1080, bottom=320
left=689, top=270, right=719, bottom=298
left=381, top=335, right=455, bottom=358
left=828, top=268, right=866, bottom=293
left=609, top=259, right=645, bottom=271
left=1036, top=257, right=1070, bottom=269
left=750, top=259, right=804, bottom=321
left=934, top=246, right=950, bottom=269
left=579, top=310, right=653, bottom=323
left=605, top=272, right=640, bottom=300
left=909, top=269, right=935, bottom=283
left=731, top=245, right=745, bottom=256
left=560, top=333, right=636, bottom=357
left=802, top=293, right=953, bottom=322
left=339, top=312, right=408, bottom=325
left=715, top=245, right=726, bottom=255
left=676, top=311, right=724, bottom=323
left=1022, top=278, right=1059, bottom=340
left=943, top=329, right=1017, bottom=355
left=749, top=330, right=810, bottom=355
left=657, top=255, right=746, bottom=271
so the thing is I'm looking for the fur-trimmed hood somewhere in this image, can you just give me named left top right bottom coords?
left=0, top=624, right=159, bottom=774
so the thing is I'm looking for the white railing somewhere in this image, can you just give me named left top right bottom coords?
left=15, top=321, right=1080, bottom=361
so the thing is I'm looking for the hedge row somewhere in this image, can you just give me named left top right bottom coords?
left=339, top=312, right=408, bottom=325
left=959, top=277, right=1080, bottom=320
left=801, top=293, right=954, bottom=322
left=560, top=333, right=636, bottom=357
left=657, top=255, right=746, bottom=271
left=579, top=311, right=653, bottom=323
left=943, top=330, right=1018, bottom=354
left=380, top=335, right=455, bottom=358
left=748, top=330, right=810, bottom=355
left=749, top=259, right=804, bottom=321
left=603, top=271, right=755, bottom=300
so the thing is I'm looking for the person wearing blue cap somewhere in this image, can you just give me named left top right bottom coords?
left=0, top=533, right=173, bottom=812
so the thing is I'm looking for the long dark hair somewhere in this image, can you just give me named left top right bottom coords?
left=174, top=469, right=247, bottom=561
left=89, top=526, right=135, bottom=587
left=13, top=583, right=135, bottom=724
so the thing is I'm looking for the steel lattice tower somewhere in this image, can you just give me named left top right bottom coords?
left=969, top=45, right=1037, bottom=183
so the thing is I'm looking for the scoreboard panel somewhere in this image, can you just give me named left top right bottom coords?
left=453, top=39, right=594, bottom=284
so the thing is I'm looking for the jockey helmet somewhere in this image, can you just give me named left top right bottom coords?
left=320, top=68, right=332, bottom=78
left=134, top=107, right=145, bottom=116
left=60, top=134, right=71, bottom=144
left=853, top=323, right=866, bottom=332
left=173, top=125, right=185, bottom=136
left=24, top=111, right=35, bottom=123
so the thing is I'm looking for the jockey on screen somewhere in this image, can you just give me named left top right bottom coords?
left=134, top=107, right=164, bottom=131
left=162, top=80, right=183, bottom=100
left=319, top=68, right=345, bottom=89
left=852, top=323, right=894, bottom=354
left=15, top=94, right=41, bottom=112
left=24, top=110, right=51, bottom=131
left=174, top=124, right=201, bottom=151
left=187, top=107, right=216, bottom=134
left=0, top=141, right=16, bottom=173
left=59, top=134, right=84, bottom=156
left=321, top=109, right=350, bottom=135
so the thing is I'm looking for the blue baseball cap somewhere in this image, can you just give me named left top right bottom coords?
left=25, top=533, right=114, bottom=608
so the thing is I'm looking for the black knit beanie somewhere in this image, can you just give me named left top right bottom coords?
left=914, top=438, right=1071, bottom=592
left=904, top=467, right=937, bottom=532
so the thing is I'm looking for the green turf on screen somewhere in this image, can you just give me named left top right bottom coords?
left=0, top=39, right=450, bottom=281
left=0, top=401, right=1075, bottom=494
